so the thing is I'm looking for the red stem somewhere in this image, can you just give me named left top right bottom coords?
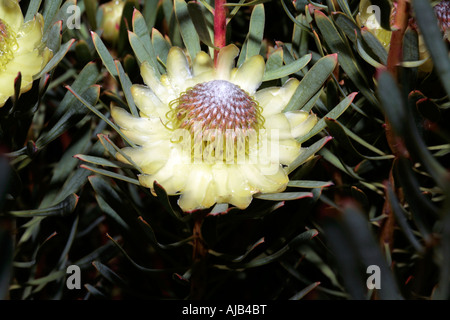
left=214, top=0, right=227, bottom=64
left=386, top=0, right=409, bottom=79
left=190, top=211, right=208, bottom=299
left=384, top=0, right=410, bottom=159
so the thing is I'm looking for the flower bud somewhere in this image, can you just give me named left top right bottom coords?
left=100, top=0, right=125, bottom=44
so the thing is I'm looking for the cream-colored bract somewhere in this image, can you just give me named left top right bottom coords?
left=111, top=45, right=317, bottom=212
left=0, top=0, right=52, bottom=107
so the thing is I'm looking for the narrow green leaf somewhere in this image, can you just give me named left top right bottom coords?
left=51, top=61, right=101, bottom=120
left=289, top=282, right=321, bottom=300
left=92, top=261, right=129, bottom=288
left=40, top=131, right=92, bottom=206
left=254, top=192, right=313, bottom=201
left=315, top=10, right=378, bottom=106
left=227, top=0, right=246, bottom=23
left=174, top=0, right=201, bottom=60
left=356, top=37, right=384, bottom=68
left=75, top=40, right=93, bottom=66
left=336, top=0, right=354, bottom=21
left=434, top=183, right=450, bottom=299
left=385, top=181, right=424, bottom=253
left=400, top=58, right=429, bottom=68
left=137, top=217, right=192, bottom=250
left=106, top=234, right=186, bottom=273
left=288, top=136, right=333, bottom=174
left=238, top=4, right=265, bottom=66
left=74, top=240, right=119, bottom=269
left=74, top=154, right=123, bottom=168
left=25, top=0, right=42, bottom=22
left=81, top=164, right=141, bottom=185
left=91, top=31, right=119, bottom=78
left=89, top=176, right=130, bottom=231
left=342, top=204, right=403, bottom=299
left=287, top=180, right=334, bottom=188
left=42, top=0, right=63, bottom=34
left=8, top=194, right=79, bottom=217
left=298, top=92, right=357, bottom=144
left=26, top=270, right=66, bottom=286
left=332, top=12, right=361, bottom=43
left=51, top=141, right=105, bottom=207
left=57, top=215, right=79, bottom=268
left=132, top=9, right=160, bottom=74
left=48, top=0, right=77, bottom=32
left=128, top=31, right=151, bottom=65
left=319, top=148, right=365, bottom=180
left=115, top=61, right=138, bottom=116
left=84, top=284, right=107, bottom=299
left=36, top=85, right=100, bottom=149
left=361, top=28, right=388, bottom=65
left=34, top=39, right=75, bottom=79
left=209, top=237, right=265, bottom=263
left=280, top=0, right=311, bottom=33
left=263, top=54, right=311, bottom=82
left=224, top=0, right=269, bottom=6
left=377, top=71, right=447, bottom=187
left=321, top=209, right=367, bottom=299
left=187, top=2, right=216, bottom=49
left=301, top=88, right=322, bottom=113
left=66, top=86, right=136, bottom=148
left=84, top=0, right=98, bottom=30
left=265, top=48, right=284, bottom=73
left=395, top=158, right=437, bottom=239
left=143, top=0, right=160, bottom=30
left=153, top=181, right=189, bottom=222
left=325, top=118, right=393, bottom=160
left=97, top=134, right=142, bottom=173
left=284, top=54, right=338, bottom=112
left=117, top=1, right=135, bottom=55
left=151, top=28, right=171, bottom=72
left=237, top=229, right=318, bottom=268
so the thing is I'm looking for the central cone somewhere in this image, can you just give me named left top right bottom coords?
left=171, top=80, right=262, bottom=133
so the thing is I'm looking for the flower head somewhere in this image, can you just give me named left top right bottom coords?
left=0, top=0, right=52, bottom=107
left=112, top=45, right=317, bottom=212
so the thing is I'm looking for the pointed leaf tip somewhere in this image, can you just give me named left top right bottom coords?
left=348, top=92, right=358, bottom=100
left=329, top=53, right=338, bottom=62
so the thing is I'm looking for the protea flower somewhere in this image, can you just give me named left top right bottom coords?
left=111, top=45, right=318, bottom=212
left=0, top=0, right=52, bottom=107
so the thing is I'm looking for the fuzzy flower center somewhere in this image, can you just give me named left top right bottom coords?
left=171, top=80, right=263, bottom=132
left=168, top=80, right=265, bottom=163
left=434, top=0, right=449, bottom=33
left=0, top=19, right=17, bottom=71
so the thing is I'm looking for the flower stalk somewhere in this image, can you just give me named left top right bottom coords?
left=214, top=0, right=227, bottom=63
left=384, top=0, right=410, bottom=159
left=381, top=0, right=410, bottom=257
left=386, top=0, right=410, bottom=79
left=190, top=210, right=208, bottom=299
left=189, top=0, right=226, bottom=298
